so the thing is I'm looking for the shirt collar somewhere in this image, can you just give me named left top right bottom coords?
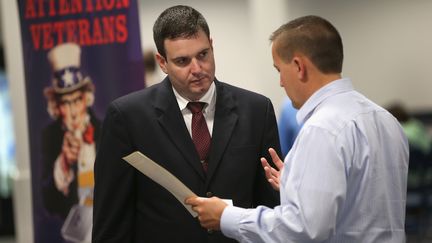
left=297, top=78, right=354, bottom=124
left=172, top=81, right=216, bottom=113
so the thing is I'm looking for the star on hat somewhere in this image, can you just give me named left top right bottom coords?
left=45, top=43, right=92, bottom=94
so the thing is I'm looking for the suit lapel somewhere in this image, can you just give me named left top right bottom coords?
left=206, top=81, right=238, bottom=184
left=154, top=79, right=206, bottom=180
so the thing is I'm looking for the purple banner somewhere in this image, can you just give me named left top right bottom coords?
left=17, top=0, right=144, bottom=242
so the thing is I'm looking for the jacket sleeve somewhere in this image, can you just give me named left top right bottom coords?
left=253, top=98, right=281, bottom=207
left=92, top=103, right=136, bottom=242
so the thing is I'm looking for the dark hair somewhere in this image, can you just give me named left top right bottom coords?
left=153, top=5, right=210, bottom=59
left=270, top=15, right=343, bottom=74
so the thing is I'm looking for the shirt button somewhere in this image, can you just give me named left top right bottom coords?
left=206, top=192, right=213, bottom=197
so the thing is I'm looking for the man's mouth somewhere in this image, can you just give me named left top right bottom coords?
left=191, top=78, right=205, bottom=84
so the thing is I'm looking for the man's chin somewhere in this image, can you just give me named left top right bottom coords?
left=194, top=80, right=212, bottom=90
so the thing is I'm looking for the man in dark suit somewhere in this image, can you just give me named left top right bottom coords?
left=92, top=5, right=280, bottom=242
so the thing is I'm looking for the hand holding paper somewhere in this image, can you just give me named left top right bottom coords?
left=185, top=196, right=229, bottom=230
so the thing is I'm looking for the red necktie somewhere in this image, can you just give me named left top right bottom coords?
left=187, top=102, right=211, bottom=172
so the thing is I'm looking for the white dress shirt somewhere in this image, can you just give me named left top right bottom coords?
left=172, top=81, right=216, bottom=136
left=221, top=78, right=409, bottom=243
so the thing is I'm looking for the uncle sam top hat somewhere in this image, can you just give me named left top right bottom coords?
left=44, top=43, right=95, bottom=119
left=45, top=42, right=93, bottom=95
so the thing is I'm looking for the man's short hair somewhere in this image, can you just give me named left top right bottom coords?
left=270, top=15, right=343, bottom=74
left=153, top=5, right=210, bottom=59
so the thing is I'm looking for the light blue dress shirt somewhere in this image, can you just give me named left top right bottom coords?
left=221, top=78, right=409, bottom=243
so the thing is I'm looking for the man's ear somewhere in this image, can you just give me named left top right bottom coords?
left=293, top=56, right=306, bottom=81
left=155, top=53, right=168, bottom=74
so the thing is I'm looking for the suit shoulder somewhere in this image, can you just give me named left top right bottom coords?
left=111, top=83, right=161, bottom=108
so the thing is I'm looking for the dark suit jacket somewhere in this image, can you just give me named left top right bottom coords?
left=92, top=78, right=281, bottom=242
left=41, top=109, right=100, bottom=219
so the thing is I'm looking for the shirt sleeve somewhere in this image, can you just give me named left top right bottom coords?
left=220, top=206, right=246, bottom=240
left=221, top=205, right=276, bottom=243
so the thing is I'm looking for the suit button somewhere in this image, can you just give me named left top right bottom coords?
left=206, top=192, right=213, bottom=197
left=207, top=229, right=214, bottom=234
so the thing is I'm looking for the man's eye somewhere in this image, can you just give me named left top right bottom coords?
left=175, top=58, right=189, bottom=65
left=198, top=51, right=208, bottom=59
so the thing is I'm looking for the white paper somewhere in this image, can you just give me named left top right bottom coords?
left=222, top=199, right=233, bottom=206
left=123, top=151, right=198, bottom=217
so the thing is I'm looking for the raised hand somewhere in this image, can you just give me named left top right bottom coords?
left=261, top=148, right=284, bottom=191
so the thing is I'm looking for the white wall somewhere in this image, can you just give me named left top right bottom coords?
left=285, top=0, right=432, bottom=112
left=139, top=0, right=432, bottom=114
left=0, top=1, right=33, bottom=243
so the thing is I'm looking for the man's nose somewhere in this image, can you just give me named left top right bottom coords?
left=190, top=58, right=202, bottom=74
left=69, top=104, right=78, bottom=117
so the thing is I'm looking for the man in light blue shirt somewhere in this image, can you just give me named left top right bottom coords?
left=186, top=15, right=409, bottom=242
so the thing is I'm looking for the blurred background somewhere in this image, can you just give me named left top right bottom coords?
left=1, top=0, right=432, bottom=242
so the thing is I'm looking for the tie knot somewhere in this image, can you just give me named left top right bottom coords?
left=187, top=102, right=206, bottom=114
